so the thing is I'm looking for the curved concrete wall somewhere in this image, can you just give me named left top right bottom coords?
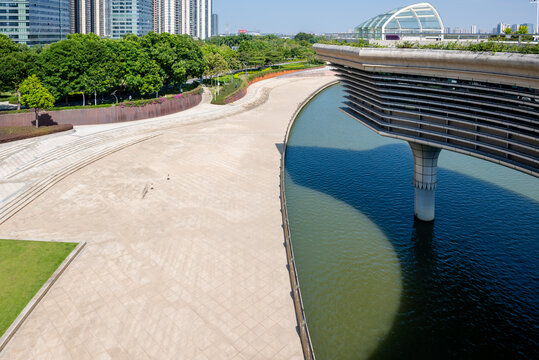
left=0, top=92, right=202, bottom=127
left=314, top=44, right=539, bottom=177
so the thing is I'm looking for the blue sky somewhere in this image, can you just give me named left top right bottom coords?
left=213, top=0, right=537, bottom=34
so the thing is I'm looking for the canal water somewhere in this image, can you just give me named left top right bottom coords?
left=284, top=84, right=539, bottom=360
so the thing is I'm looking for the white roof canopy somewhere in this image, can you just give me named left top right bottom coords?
left=356, top=2, right=444, bottom=39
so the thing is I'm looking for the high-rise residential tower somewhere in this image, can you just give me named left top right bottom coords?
left=154, top=0, right=177, bottom=33
left=73, top=0, right=110, bottom=37
left=211, top=13, right=218, bottom=36
left=0, top=0, right=70, bottom=45
left=154, top=0, right=212, bottom=39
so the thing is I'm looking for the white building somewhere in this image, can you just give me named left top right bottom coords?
left=497, top=22, right=511, bottom=34
left=154, top=0, right=178, bottom=34
left=74, top=0, right=111, bottom=37
left=154, top=0, right=212, bottom=39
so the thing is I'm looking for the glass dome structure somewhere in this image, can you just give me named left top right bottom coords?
left=356, top=2, right=444, bottom=40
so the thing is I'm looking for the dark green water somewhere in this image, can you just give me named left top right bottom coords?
left=284, top=85, right=539, bottom=360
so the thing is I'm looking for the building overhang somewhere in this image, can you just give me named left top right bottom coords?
left=314, top=44, right=539, bottom=89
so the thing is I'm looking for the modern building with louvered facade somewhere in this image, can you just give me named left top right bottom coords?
left=314, top=44, right=539, bottom=221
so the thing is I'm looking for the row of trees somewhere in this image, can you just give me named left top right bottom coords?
left=0, top=32, right=205, bottom=109
left=204, top=34, right=319, bottom=68
left=0, top=32, right=320, bottom=110
left=503, top=25, right=530, bottom=35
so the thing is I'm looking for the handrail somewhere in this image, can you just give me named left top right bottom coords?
left=279, top=80, right=339, bottom=360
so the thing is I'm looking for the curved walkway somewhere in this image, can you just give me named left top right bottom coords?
left=0, top=70, right=336, bottom=359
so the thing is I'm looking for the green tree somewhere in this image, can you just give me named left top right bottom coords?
left=38, top=34, right=90, bottom=102
left=517, top=25, right=528, bottom=34
left=238, top=40, right=269, bottom=66
left=0, top=34, right=18, bottom=57
left=295, top=32, right=315, bottom=43
left=19, top=75, right=55, bottom=128
left=107, top=38, right=163, bottom=96
left=38, top=33, right=116, bottom=104
left=220, top=45, right=241, bottom=69
left=201, top=43, right=241, bottom=70
left=503, top=27, right=513, bottom=35
left=0, top=48, right=37, bottom=110
left=140, top=32, right=206, bottom=88
left=80, top=67, right=113, bottom=106
left=205, top=34, right=252, bottom=47
left=204, top=53, right=229, bottom=84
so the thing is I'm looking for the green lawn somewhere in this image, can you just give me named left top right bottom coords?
left=211, top=64, right=323, bottom=105
left=0, top=240, right=77, bottom=337
left=0, top=124, right=74, bottom=144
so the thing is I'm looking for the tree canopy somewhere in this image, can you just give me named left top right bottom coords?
left=517, top=25, right=528, bottom=35
left=0, top=34, right=19, bottom=57
left=0, top=42, right=38, bottom=109
left=19, top=75, right=55, bottom=128
left=0, top=32, right=321, bottom=108
left=140, top=32, right=206, bottom=87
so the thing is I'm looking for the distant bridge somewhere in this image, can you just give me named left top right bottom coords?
left=314, top=44, right=539, bottom=221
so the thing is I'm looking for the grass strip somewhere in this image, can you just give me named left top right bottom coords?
left=0, top=240, right=77, bottom=337
left=0, top=124, right=73, bottom=144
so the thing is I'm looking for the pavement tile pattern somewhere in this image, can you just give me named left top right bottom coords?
left=0, top=72, right=336, bottom=359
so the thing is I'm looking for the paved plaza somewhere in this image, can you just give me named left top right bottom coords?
left=0, top=71, right=336, bottom=359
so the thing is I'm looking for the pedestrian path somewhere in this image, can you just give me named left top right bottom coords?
left=0, top=72, right=336, bottom=360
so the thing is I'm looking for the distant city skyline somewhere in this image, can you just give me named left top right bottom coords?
left=213, top=0, right=537, bottom=34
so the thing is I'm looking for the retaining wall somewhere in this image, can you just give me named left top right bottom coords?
left=0, top=92, right=202, bottom=127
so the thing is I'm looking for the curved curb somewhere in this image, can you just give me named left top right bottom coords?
left=279, top=80, right=339, bottom=360
left=0, top=240, right=87, bottom=354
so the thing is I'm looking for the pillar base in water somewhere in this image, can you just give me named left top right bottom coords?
left=409, top=143, right=442, bottom=222
left=415, top=187, right=436, bottom=221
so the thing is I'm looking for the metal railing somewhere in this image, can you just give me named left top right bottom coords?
left=279, top=80, right=339, bottom=360
left=323, top=32, right=539, bottom=43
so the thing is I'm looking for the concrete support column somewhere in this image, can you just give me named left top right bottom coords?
left=409, top=142, right=442, bottom=222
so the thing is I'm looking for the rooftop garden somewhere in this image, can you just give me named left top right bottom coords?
left=318, top=38, right=539, bottom=54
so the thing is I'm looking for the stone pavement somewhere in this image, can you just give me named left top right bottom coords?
left=0, top=70, right=336, bottom=359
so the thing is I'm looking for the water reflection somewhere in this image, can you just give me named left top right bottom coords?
left=285, top=143, right=539, bottom=359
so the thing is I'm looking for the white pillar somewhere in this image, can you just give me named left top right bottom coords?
left=409, top=143, right=442, bottom=222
